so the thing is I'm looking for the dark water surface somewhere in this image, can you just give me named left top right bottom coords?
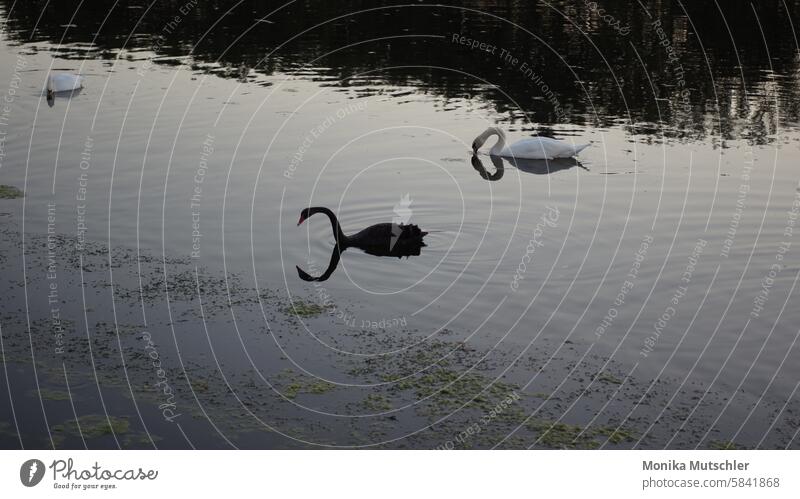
left=1, top=0, right=799, bottom=449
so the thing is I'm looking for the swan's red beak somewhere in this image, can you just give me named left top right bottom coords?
left=297, top=215, right=305, bottom=226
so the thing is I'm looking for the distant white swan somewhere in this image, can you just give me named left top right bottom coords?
left=46, top=73, right=83, bottom=98
left=472, top=126, right=590, bottom=160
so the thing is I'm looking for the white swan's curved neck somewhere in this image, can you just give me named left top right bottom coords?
left=489, top=128, right=506, bottom=155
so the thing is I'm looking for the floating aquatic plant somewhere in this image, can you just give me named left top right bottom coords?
left=52, top=414, right=130, bottom=439
left=0, top=185, right=24, bottom=199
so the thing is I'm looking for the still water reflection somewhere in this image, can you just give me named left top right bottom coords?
left=2, top=0, right=799, bottom=138
left=471, top=153, right=588, bottom=180
left=0, top=0, right=799, bottom=449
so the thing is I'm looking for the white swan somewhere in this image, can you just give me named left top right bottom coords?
left=46, top=73, right=83, bottom=98
left=472, top=126, right=590, bottom=160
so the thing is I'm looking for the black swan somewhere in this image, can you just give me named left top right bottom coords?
left=296, top=207, right=428, bottom=282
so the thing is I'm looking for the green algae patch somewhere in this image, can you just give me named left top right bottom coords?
left=32, top=388, right=72, bottom=401
left=596, top=371, right=623, bottom=384
left=278, top=370, right=336, bottom=399
left=708, top=440, right=744, bottom=450
left=527, top=419, right=636, bottom=449
left=50, top=434, right=66, bottom=448
left=596, top=427, right=637, bottom=444
left=0, top=185, right=24, bottom=199
left=527, top=419, right=600, bottom=449
left=362, top=393, right=392, bottom=411
left=4, top=220, right=770, bottom=449
left=123, top=433, right=162, bottom=447
left=190, top=379, right=210, bottom=393
left=285, top=300, right=329, bottom=318
left=283, top=380, right=336, bottom=399
left=52, top=415, right=130, bottom=439
left=351, top=340, right=523, bottom=419
left=388, top=366, right=520, bottom=415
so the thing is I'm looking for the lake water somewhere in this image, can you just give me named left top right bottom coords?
left=1, top=0, right=799, bottom=449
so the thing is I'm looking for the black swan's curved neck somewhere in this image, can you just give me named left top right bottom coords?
left=307, top=207, right=348, bottom=245
left=296, top=243, right=343, bottom=282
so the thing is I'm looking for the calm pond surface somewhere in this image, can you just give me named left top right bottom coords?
left=1, top=0, right=799, bottom=449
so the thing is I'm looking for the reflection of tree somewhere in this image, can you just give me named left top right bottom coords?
left=2, top=0, right=798, bottom=142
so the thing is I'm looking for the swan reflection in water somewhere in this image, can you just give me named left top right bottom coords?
left=295, top=207, right=428, bottom=282
left=471, top=153, right=588, bottom=181
left=46, top=86, right=83, bottom=108
left=46, top=73, right=84, bottom=108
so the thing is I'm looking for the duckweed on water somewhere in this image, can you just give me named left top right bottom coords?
left=527, top=419, right=600, bottom=449
left=0, top=185, right=24, bottom=199
left=52, top=415, right=130, bottom=439
left=527, top=419, right=636, bottom=449
left=32, top=388, right=72, bottom=401
left=122, top=433, right=161, bottom=447
left=596, top=427, right=637, bottom=445
left=306, top=381, right=336, bottom=394
left=3, top=220, right=796, bottom=449
left=190, top=379, right=210, bottom=393
left=596, top=371, right=624, bottom=385
left=285, top=300, right=329, bottom=318
left=362, top=393, right=392, bottom=411
left=278, top=370, right=336, bottom=399
left=385, top=363, right=519, bottom=416
left=708, top=440, right=745, bottom=450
